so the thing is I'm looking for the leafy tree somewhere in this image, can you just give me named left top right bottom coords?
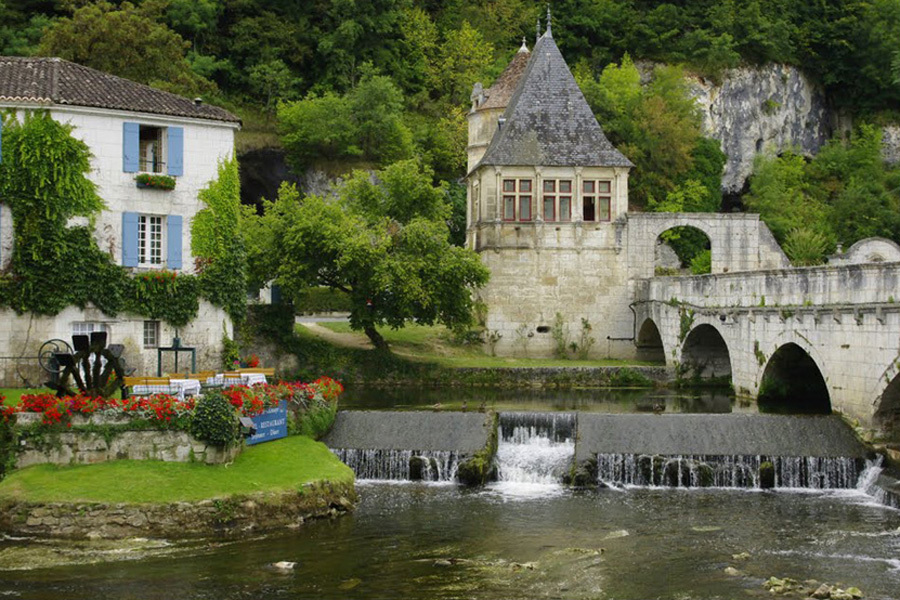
left=38, top=1, right=212, bottom=96
left=278, top=71, right=413, bottom=171
left=243, top=161, right=489, bottom=349
left=0, top=0, right=53, bottom=56
left=433, top=20, right=494, bottom=106
left=248, top=59, right=298, bottom=112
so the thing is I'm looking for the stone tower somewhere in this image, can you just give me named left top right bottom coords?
left=465, top=23, right=636, bottom=358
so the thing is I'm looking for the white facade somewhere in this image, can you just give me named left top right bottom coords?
left=0, top=102, right=239, bottom=386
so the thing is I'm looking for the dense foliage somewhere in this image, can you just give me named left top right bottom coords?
left=243, top=160, right=490, bottom=348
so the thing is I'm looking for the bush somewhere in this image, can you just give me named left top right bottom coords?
left=190, top=391, right=241, bottom=448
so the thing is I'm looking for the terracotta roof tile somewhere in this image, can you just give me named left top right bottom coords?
left=0, top=56, right=240, bottom=124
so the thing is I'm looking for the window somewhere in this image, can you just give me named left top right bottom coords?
left=72, top=322, right=109, bottom=337
left=583, top=180, right=611, bottom=222
left=139, top=125, right=166, bottom=173
left=543, top=179, right=572, bottom=222
left=502, top=179, right=532, bottom=222
left=138, top=215, right=164, bottom=266
left=143, top=320, right=160, bottom=348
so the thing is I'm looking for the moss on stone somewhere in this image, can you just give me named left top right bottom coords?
left=457, top=413, right=498, bottom=486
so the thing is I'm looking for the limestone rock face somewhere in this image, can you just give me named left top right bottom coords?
left=883, top=124, right=900, bottom=165
left=688, top=64, right=833, bottom=193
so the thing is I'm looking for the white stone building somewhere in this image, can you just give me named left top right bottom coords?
left=0, top=57, right=241, bottom=385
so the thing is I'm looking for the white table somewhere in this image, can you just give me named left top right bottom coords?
left=130, top=378, right=201, bottom=400
left=205, top=373, right=268, bottom=388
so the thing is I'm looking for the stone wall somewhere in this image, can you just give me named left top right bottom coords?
left=13, top=414, right=240, bottom=468
left=0, top=480, right=357, bottom=539
left=0, top=300, right=232, bottom=387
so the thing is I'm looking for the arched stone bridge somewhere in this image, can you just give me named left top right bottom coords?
left=634, top=263, right=900, bottom=435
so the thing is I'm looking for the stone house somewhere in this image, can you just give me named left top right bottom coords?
left=0, top=57, right=241, bottom=384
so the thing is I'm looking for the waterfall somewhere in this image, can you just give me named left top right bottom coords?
left=332, top=448, right=459, bottom=482
left=856, top=457, right=900, bottom=509
left=596, top=453, right=864, bottom=489
left=493, top=413, right=576, bottom=485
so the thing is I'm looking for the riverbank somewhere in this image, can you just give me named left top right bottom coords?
left=0, top=436, right=356, bottom=539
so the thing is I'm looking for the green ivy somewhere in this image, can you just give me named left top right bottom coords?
left=126, top=271, right=200, bottom=329
left=192, top=158, right=247, bottom=323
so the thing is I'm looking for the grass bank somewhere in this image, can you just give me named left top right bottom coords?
left=1, top=388, right=52, bottom=406
left=0, top=435, right=353, bottom=504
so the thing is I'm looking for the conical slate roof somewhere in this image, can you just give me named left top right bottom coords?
left=479, top=44, right=530, bottom=110
left=478, top=32, right=632, bottom=169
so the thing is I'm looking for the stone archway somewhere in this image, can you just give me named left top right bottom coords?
left=758, top=343, right=831, bottom=414
left=875, top=375, right=900, bottom=441
left=681, top=324, right=732, bottom=382
left=655, top=226, right=712, bottom=275
left=636, top=318, right=665, bottom=364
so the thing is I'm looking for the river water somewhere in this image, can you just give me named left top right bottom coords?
left=1, top=390, right=899, bottom=599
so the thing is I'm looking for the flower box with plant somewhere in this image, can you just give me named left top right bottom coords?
left=135, top=173, right=177, bottom=190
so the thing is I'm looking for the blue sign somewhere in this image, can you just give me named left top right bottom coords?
left=247, top=401, right=288, bottom=445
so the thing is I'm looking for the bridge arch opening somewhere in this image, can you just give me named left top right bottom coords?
left=636, top=318, right=665, bottom=364
left=655, top=226, right=711, bottom=275
left=680, top=324, right=732, bottom=383
left=758, top=343, right=831, bottom=414
left=875, top=375, right=900, bottom=441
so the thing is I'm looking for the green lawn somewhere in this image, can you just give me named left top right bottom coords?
left=0, top=436, right=353, bottom=504
left=1, top=388, right=52, bottom=406
left=314, top=322, right=655, bottom=368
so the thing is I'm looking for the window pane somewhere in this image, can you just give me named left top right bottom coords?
left=559, top=197, right=571, bottom=221
left=503, top=196, right=516, bottom=220
left=583, top=181, right=595, bottom=194
left=519, top=196, right=532, bottom=220
left=599, top=197, right=611, bottom=220
left=598, top=180, right=611, bottom=193
left=150, top=216, right=163, bottom=264
left=519, top=179, right=532, bottom=193
left=143, top=320, right=159, bottom=348
left=559, top=180, right=572, bottom=193
left=138, top=216, right=147, bottom=264
left=543, top=180, right=555, bottom=193
left=503, top=179, right=516, bottom=192
left=583, top=197, right=596, bottom=221
left=543, top=197, right=555, bottom=221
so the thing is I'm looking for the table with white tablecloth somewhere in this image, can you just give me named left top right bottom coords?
left=130, top=378, right=202, bottom=400
left=205, top=372, right=268, bottom=388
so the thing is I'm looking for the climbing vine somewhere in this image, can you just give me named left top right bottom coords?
left=0, top=111, right=245, bottom=328
left=192, top=158, right=247, bottom=323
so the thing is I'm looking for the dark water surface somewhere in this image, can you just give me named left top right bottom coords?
left=1, top=483, right=898, bottom=600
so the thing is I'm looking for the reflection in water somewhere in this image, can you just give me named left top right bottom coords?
left=1, top=485, right=898, bottom=600
left=341, top=385, right=743, bottom=414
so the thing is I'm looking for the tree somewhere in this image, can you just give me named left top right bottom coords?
left=248, top=59, right=298, bottom=112
left=38, top=1, right=212, bottom=96
left=243, top=161, right=489, bottom=349
left=433, top=20, right=494, bottom=105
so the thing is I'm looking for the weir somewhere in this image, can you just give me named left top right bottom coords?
left=325, top=410, right=888, bottom=497
left=323, top=411, right=492, bottom=481
left=494, top=412, right=575, bottom=485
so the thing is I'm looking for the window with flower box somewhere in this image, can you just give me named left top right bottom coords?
left=542, top=179, right=572, bottom=222
left=502, top=179, right=533, bottom=221
left=583, top=180, right=612, bottom=222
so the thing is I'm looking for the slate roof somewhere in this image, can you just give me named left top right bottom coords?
left=478, top=31, right=632, bottom=169
left=0, top=56, right=240, bottom=124
left=480, top=45, right=531, bottom=110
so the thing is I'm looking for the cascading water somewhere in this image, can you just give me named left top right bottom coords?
left=493, top=413, right=576, bottom=486
left=332, top=448, right=459, bottom=482
left=596, top=453, right=865, bottom=489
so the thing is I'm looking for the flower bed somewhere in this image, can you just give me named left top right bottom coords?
left=135, top=173, right=176, bottom=190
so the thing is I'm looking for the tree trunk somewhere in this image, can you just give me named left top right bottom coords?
left=364, top=326, right=389, bottom=351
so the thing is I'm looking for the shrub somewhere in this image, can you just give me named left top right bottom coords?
left=190, top=390, right=241, bottom=447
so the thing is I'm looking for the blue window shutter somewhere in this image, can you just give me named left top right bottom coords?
left=167, top=127, right=184, bottom=176
left=123, top=122, right=139, bottom=172
left=167, top=215, right=183, bottom=270
left=271, top=284, right=282, bottom=305
left=122, top=212, right=139, bottom=267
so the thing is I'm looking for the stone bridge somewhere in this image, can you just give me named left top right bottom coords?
left=634, top=263, right=900, bottom=435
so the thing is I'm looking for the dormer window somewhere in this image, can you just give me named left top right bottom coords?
left=502, top=179, right=532, bottom=222
left=139, top=125, right=166, bottom=173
